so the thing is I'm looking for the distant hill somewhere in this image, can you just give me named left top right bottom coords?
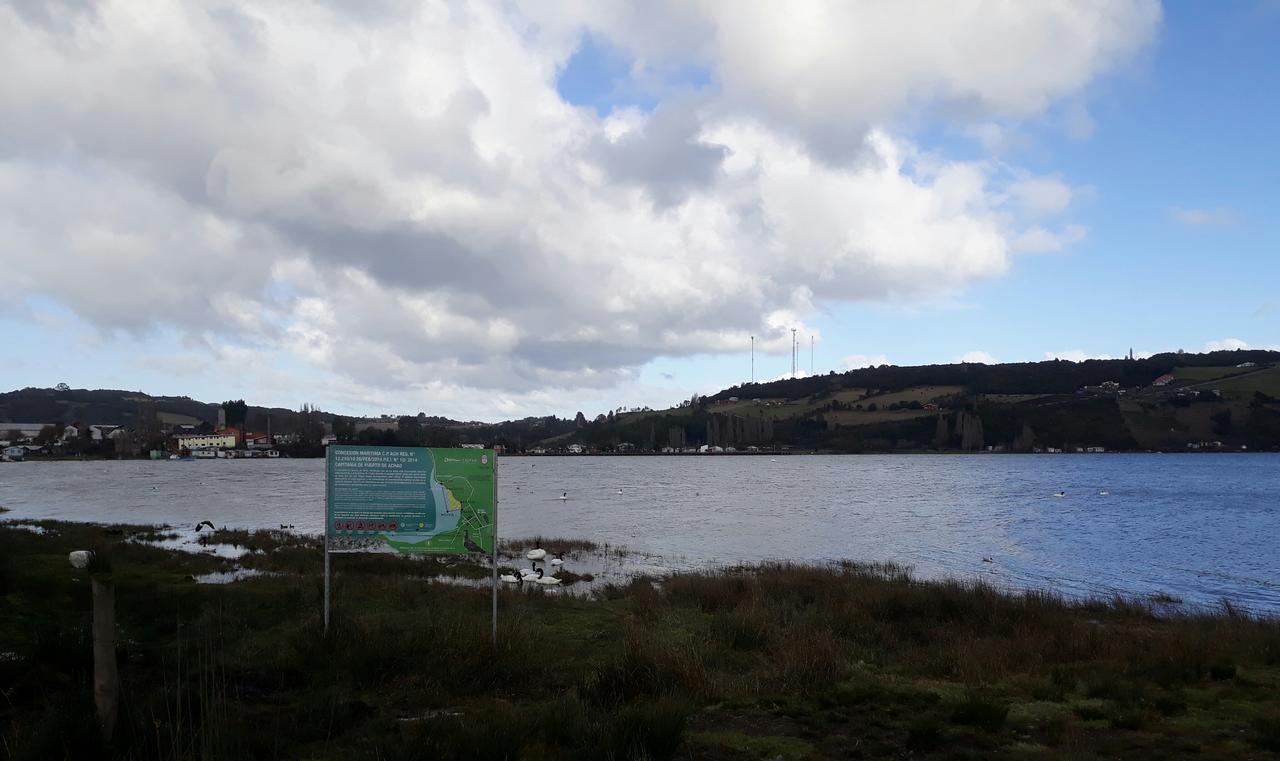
left=0, top=387, right=303, bottom=430
left=5, top=349, right=1280, bottom=454
left=565, top=350, right=1280, bottom=453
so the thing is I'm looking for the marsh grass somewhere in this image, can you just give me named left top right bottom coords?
left=3, top=522, right=1279, bottom=760
left=501, top=536, right=600, bottom=554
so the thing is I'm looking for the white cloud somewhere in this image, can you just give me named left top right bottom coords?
left=550, top=1, right=1161, bottom=158
left=1043, top=350, right=1115, bottom=362
left=1203, top=338, right=1280, bottom=352
left=1008, top=176, right=1074, bottom=216
left=1012, top=224, right=1088, bottom=253
left=1063, top=101, right=1097, bottom=140
left=1170, top=207, right=1239, bottom=226
left=0, top=1, right=1159, bottom=416
left=958, top=351, right=998, bottom=364
left=842, top=354, right=890, bottom=370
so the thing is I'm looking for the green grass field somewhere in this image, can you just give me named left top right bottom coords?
left=823, top=408, right=936, bottom=427
left=1173, top=366, right=1257, bottom=383
left=3, top=521, right=1279, bottom=760
left=1206, top=366, right=1280, bottom=401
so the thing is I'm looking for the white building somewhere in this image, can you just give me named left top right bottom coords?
left=176, top=432, right=238, bottom=450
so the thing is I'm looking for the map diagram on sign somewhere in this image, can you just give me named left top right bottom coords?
left=326, top=446, right=494, bottom=555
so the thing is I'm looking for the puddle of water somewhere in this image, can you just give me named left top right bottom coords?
left=1, top=522, right=50, bottom=534
left=194, top=567, right=275, bottom=584
left=132, top=526, right=252, bottom=559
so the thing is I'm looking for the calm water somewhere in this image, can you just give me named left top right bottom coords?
left=2, top=454, right=1277, bottom=612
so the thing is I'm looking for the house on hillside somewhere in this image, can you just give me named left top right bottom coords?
left=1152, top=373, right=1176, bottom=387
left=88, top=424, right=122, bottom=441
left=243, top=432, right=272, bottom=449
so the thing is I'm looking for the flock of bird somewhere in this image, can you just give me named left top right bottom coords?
left=500, top=547, right=567, bottom=586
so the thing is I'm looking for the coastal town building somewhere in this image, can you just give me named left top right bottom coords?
left=176, top=432, right=238, bottom=450
left=243, top=433, right=272, bottom=449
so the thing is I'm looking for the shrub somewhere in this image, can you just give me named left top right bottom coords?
left=950, top=692, right=1009, bottom=732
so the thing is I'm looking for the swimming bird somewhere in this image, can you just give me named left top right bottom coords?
left=194, top=520, right=215, bottom=531
left=519, top=568, right=539, bottom=580
left=560, top=491, right=568, bottom=500
left=982, top=557, right=994, bottom=563
left=534, top=569, right=561, bottom=586
left=616, top=488, right=623, bottom=494
left=527, top=548, right=547, bottom=561
left=1053, top=491, right=1066, bottom=498
left=463, top=531, right=486, bottom=554
left=1098, top=490, right=1109, bottom=496
left=499, top=573, right=521, bottom=584
left=550, top=552, right=564, bottom=567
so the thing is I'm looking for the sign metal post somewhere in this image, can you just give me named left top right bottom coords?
left=491, top=456, right=498, bottom=644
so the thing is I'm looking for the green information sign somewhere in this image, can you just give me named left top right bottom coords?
left=325, top=445, right=495, bottom=555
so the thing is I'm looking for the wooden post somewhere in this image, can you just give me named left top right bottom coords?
left=91, top=576, right=119, bottom=743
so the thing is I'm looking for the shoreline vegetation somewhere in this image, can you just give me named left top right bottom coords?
left=2, top=522, right=1279, bottom=759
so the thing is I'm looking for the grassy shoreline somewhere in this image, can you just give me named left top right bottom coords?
left=2, top=521, right=1278, bottom=760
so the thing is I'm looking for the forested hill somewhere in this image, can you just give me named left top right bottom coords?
left=567, top=350, right=1280, bottom=454
left=0, top=387, right=302, bottom=429
left=709, top=350, right=1280, bottom=401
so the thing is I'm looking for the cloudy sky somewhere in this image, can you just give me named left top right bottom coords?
left=2, top=1, right=1278, bottom=421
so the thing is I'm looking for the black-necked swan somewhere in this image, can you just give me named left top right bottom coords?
left=560, top=492, right=568, bottom=500
left=550, top=552, right=564, bottom=567
left=527, top=548, right=547, bottom=561
left=1053, top=491, right=1066, bottom=498
left=534, top=568, right=561, bottom=586
left=500, top=573, right=521, bottom=583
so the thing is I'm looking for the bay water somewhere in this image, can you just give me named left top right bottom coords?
left=2, top=454, right=1276, bottom=612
